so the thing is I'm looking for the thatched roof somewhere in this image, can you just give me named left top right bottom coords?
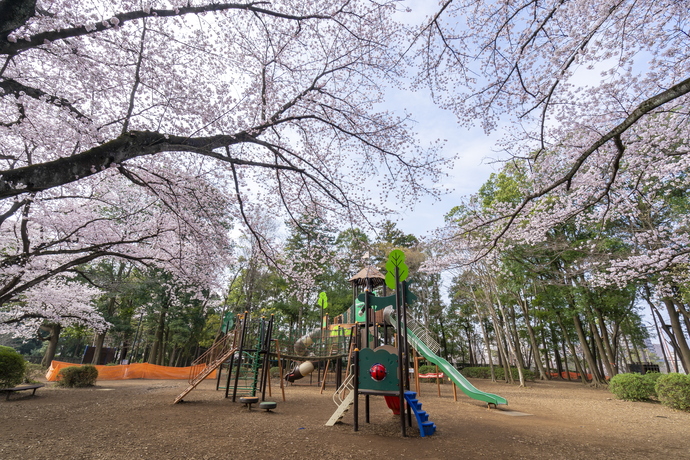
left=349, top=265, right=386, bottom=287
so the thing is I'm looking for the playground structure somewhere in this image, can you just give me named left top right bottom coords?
left=324, top=254, right=507, bottom=437
left=174, top=313, right=278, bottom=404
left=173, top=250, right=507, bottom=438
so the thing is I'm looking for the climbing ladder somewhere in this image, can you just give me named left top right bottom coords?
left=325, top=373, right=355, bottom=426
left=173, top=333, right=237, bottom=404
left=404, top=391, right=436, bottom=437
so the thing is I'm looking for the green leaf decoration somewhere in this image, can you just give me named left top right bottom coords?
left=317, top=291, right=328, bottom=309
left=385, top=271, right=396, bottom=291
left=385, top=249, right=408, bottom=290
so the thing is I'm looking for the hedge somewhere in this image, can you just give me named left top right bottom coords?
left=460, top=366, right=536, bottom=381
left=609, top=373, right=657, bottom=401
left=0, top=346, right=27, bottom=387
left=57, top=365, right=99, bottom=388
left=655, top=373, right=690, bottom=411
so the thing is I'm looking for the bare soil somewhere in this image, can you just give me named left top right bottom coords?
left=2, top=377, right=688, bottom=459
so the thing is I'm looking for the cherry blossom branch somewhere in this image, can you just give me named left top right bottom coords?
left=0, top=1, right=331, bottom=56
left=0, top=77, right=89, bottom=120
left=476, top=76, right=690, bottom=251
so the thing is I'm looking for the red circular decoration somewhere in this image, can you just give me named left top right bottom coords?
left=369, top=363, right=387, bottom=381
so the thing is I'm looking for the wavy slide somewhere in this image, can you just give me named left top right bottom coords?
left=404, top=327, right=508, bottom=406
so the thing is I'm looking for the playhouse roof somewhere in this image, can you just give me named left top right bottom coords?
left=349, top=265, right=386, bottom=287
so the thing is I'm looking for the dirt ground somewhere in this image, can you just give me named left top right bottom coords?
left=2, top=376, right=689, bottom=460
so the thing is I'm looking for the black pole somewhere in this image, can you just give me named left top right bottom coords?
left=402, top=281, right=413, bottom=428
left=353, top=349, right=360, bottom=432
left=260, top=315, right=274, bottom=401
left=395, top=267, right=406, bottom=437
left=232, top=311, right=249, bottom=402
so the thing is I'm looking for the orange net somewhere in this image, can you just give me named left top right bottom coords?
left=45, top=360, right=218, bottom=381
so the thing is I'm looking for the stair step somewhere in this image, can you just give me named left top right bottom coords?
left=421, top=422, right=436, bottom=436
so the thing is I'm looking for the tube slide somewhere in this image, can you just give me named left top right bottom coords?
left=284, top=328, right=321, bottom=382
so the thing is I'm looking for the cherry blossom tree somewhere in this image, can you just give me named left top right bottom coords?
left=1, top=1, right=447, bottom=333
left=414, top=0, right=690, bottom=284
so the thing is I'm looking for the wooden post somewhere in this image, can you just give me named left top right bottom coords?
left=320, top=359, right=331, bottom=394
left=453, top=380, right=457, bottom=401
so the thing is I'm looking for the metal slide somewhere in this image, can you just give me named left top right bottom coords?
left=387, top=309, right=507, bottom=406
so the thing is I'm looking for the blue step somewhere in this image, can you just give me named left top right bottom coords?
left=421, top=421, right=436, bottom=437
left=404, top=391, right=437, bottom=437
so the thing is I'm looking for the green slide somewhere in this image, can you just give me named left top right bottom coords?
left=406, top=327, right=508, bottom=406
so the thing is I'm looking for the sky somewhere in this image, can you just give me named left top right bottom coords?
left=376, top=1, right=507, bottom=240
left=381, top=85, right=505, bottom=240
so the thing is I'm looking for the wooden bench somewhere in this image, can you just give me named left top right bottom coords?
left=1, top=384, right=45, bottom=401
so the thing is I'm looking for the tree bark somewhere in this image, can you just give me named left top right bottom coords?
left=572, top=314, right=605, bottom=385
left=91, top=332, right=106, bottom=365
left=555, top=314, right=587, bottom=383
left=519, top=293, right=547, bottom=379
left=149, top=300, right=170, bottom=365
left=40, top=323, right=62, bottom=368
left=662, top=298, right=690, bottom=373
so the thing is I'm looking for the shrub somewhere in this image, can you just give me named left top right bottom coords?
left=655, top=373, right=690, bottom=411
left=460, top=366, right=536, bottom=381
left=0, top=346, right=27, bottom=387
left=643, top=372, right=663, bottom=393
left=418, top=365, right=438, bottom=375
left=57, top=365, right=99, bottom=388
left=609, top=373, right=656, bottom=401
left=270, top=366, right=282, bottom=378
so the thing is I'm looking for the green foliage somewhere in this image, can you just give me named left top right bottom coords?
left=418, top=364, right=438, bottom=374
left=609, top=373, right=657, bottom=401
left=270, top=366, right=282, bottom=378
left=460, top=366, right=535, bottom=381
left=56, top=365, right=99, bottom=388
left=0, top=346, right=27, bottom=387
left=655, top=373, right=690, bottom=411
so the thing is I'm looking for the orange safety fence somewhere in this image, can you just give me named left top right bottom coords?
left=550, top=371, right=593, bottom=380
left=46, top=360, right=218, bottom=381
left=419, top=373, right=444, bottom=379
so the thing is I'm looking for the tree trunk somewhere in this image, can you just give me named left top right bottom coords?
left=593, top=307, right=618, bottom=376
left=555, top=314, right=587, bottom=383
left=41, top=323, right=62, bottom=368
left=573, top=314, right=605, bottom=385
left=500, top=298, right=525, bottom=386
left=149, top=300, right=170, bottom=365
left=91, top=332, right=106, bottom=365
left=470, top=287, right=495, bottom=380
left=561, top=338, right=571, bottom=380
left=587, top=307, right=616, bottom=378
left=662, top=298, right=690, bottom=373
left=519, top=294, right=547, bottom=380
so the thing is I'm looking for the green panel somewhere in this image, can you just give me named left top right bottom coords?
left=358, top=348, right=399, bottom=392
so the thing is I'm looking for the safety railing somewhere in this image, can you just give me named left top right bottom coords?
left=332, top=372, right=354, bottom=407
left=188, top=333, right=235, bottom=384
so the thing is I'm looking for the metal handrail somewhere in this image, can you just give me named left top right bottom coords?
left=332, top=372, right=354, bottom=406
left=392, top=313, right=441, bottom=355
